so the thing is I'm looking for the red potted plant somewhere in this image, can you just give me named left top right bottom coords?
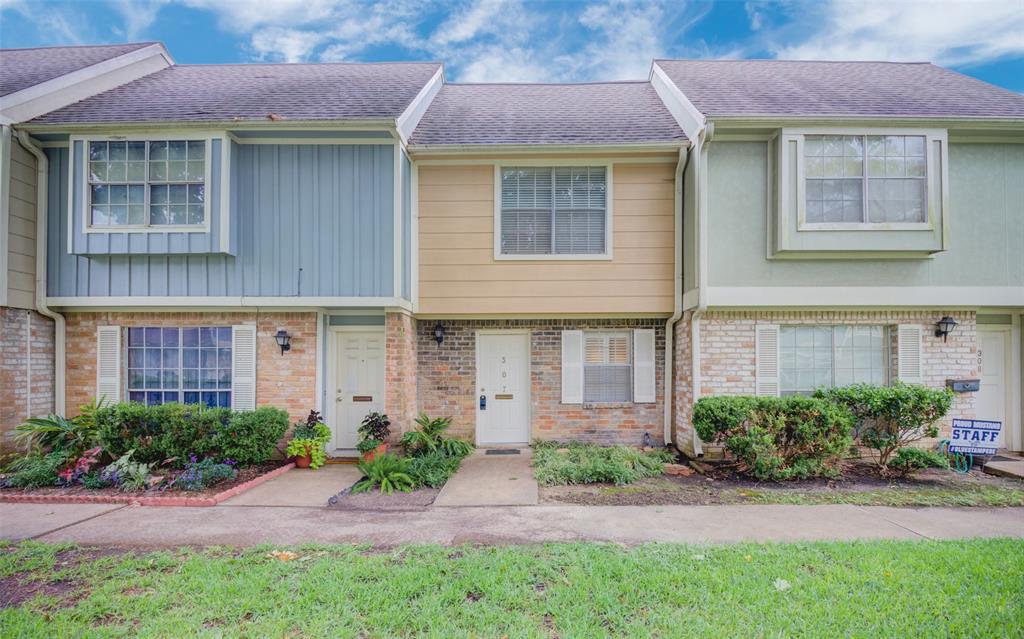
left=356, top=412, right=391, bottom=462
left=285, top=411, right=330, bottom=469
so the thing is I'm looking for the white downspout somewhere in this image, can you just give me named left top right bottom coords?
left=662, top=145, right=688, bottom=446
left=689, top=121, right=714, bottom=457
left=16, top=130, right=65, bottom=415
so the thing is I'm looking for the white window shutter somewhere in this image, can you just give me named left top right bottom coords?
left=232, top=325, right=257, bottom=411
left=755, top=324, right=780, bottom=397
left=561, top=330, right=584, bottom=404
left=633, top=329, right=656, bottom=403
left=96, top=326, right=121, bottom=404
left=897, top=325, right=923, bottom=384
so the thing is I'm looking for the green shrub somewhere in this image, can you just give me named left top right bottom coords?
left=693, top=395, right=854, bottom=481
left=401, top=413, right=473, bottom=458
left=407, top=451, right=464, bottom=488
left=532, top=442, right=673, bottom=486
left=817, top=383, right=953, bottom=469
left=100, top=450, right=153, bottom=492
left=172, top=457, right=237, bottom=491
left=4, top=451, right=69, bottom=488
left=352, top=453, right=414, bottom=494
left=14, top=410, right=100, bottom=459
left=96, top=402, right=288, bottom=467
left=888, top=447, right=951, bottom=477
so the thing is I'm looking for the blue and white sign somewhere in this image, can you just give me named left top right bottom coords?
left=949, top=419, right=1002, bottom=455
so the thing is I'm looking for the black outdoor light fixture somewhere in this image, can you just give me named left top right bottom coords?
left=274, top=329, right=292, bottom=355
left=433, top=321, right=445, bottom=347
left=935, top=316, right=958, bottom=342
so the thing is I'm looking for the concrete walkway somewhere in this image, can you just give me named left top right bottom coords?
left=434, top=449, right=539, bottom=507
left=221, top=464, right=361, bottom=507
left=4, top=503, right=1021, bottom=547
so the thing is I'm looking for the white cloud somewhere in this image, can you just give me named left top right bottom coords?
left=110, top=0, right=169, bottom=40
left=775, top=0, right=1024, bottom=66
left=432, top=0, right=509, bottom=46
left=250, top=27, right=325, bottom=62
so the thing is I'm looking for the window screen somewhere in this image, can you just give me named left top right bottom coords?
left=583, top=332, right=631, bottom=402
left=127, top=327, right=232, bottom=407
left=501, top=166, right=606, bottom=255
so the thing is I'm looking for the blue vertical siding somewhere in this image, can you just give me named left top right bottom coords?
left=47, top=142, right=396, bottom=298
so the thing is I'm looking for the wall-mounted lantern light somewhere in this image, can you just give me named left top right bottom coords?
left=433, top=322, right=445, bottom=347
left=934, top=316, right=958, bottom=343
left=274, top=329, right=292, bottom=355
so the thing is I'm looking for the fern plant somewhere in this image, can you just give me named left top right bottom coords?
left=352, top=453, right=414, bottom=495
left=400, top=413, right=472, bottom=458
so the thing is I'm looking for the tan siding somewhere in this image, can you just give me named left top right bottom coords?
left=7, top=140, right=37, bottom=310
left=417, top=161, right=676, bottom=315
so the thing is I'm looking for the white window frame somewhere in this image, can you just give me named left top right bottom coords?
left=779, top=324, right=889, bottom=395
left=73, top=132, right=215, bottom=234
left=582, top=331, right=633, bottom=404
left=493, top=160, right=614, bottom=261
left=125, top=326, right=234, bottom=408
left=782, top=127, right=947, bottom=232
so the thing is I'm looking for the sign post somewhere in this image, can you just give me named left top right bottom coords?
left=949, top=419, right=1002, bottom=455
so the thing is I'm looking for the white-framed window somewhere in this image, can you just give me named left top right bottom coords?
left=127, top=326, right=232, bottom=407
left=803, top=133, right=927, bottom=226
left=779, top=325, right=887, bottom=395
left=498, top=165, right=609, bottom=258
left=583, top=332, right=632, bottom=403
left=88, top=139, right=207, bottom=228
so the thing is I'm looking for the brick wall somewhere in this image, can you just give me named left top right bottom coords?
left=672, top=310, right=978, bottom=448
left=385, top=311, right=418, bottom=440
left=417, top=318, right=666, bottom=445
left=64, top=311, right=317, bottom=424
left=1, top=307, right=55, bottom=453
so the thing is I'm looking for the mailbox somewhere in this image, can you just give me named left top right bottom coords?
left=946, top=379, right=980, bottom=393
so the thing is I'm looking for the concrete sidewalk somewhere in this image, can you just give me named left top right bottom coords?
left=434, top=449, right=539, bottom=507
left=4, top=502, right=1021, bottom=547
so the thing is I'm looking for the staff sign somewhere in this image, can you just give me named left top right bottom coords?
left=949, top=419, right=1002, bottom=455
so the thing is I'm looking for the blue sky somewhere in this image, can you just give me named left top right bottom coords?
left=2, top=0, right=1022, bottom=91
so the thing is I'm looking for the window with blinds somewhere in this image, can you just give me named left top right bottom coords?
left=583, top=332, right=632, bottom=403
left=500, top=166, right=607, bottom=256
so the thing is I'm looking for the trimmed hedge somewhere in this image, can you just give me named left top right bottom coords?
left=96, top=403, right=289, bottom=467
left=693, top=395, right=854, bottom=481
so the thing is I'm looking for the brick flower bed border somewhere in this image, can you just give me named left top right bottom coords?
left=0, top=462, right=295, bottom=507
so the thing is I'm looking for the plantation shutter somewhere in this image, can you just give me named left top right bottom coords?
left=231, top=324, right=257, bottom=411
left=633, top=329, right=656, bottom=403
left=755, top=324, right=780, bottom=397
left=95, top=326, right=121, bottom=403
left=561, top=330, right=584, bottom=404
left=896, top=325, right=923, bottom=384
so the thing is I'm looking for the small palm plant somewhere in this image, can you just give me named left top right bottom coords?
left=352, top=453, right=414, bottom=495
left=400, top=413, right=473, bottom=458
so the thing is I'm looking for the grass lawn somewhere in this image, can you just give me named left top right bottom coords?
left=2, top=539, right=1022, bottom=638
left=726, top=484, right=1024, bottom=507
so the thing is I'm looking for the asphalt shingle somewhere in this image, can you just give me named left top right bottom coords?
left=29, top=62, right=443, bottom=124
left=0, top=43, right=155, bottom=97
left=655, top=60, right=1024, bottom=119
left=409, top=82, right=686, bottom=146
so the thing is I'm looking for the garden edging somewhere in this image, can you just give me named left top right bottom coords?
left=0, top=463, right=295, bottom=507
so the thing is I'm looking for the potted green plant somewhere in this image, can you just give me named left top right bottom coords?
left=357, top=412, right=391, bottom=462
left=286, top=410, right=331, bottom=469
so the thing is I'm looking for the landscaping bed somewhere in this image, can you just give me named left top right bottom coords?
left=328, top=485, right=440, bottom=510
left=541, top=459, right=1024, bottom=506
left=1, top=539, right=1021, bottom=637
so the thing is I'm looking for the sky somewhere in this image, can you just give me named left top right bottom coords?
left=1, top=0, right=1022, bottom=92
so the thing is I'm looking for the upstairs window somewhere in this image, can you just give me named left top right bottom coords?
left=499, top=166, right=608, bottom=257
left=88, top=140, right=206, bottom=228
left=804, top=134, right=926, bottom=225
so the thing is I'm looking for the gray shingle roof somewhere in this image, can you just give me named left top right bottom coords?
left=655, top=60, right=1024, bottom=119
left=29, top=62, right=442, bottom=124
left=409, top=82, right=686, bottom=146
left=0, top=42, right=155, bottom=97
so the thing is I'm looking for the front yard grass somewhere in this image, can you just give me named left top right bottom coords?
left=2, top=539, right=1022, bottom=637
left=727, top=484, right=1024, bottom=507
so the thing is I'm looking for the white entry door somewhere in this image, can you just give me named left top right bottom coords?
left=330, top=329, right=385, bottom=454
left=977, top=328, right=1011, bottom=450
left=476, top=333, right=530, bottom=445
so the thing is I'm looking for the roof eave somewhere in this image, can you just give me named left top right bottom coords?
left=706, top=115, right=1024, bottom=129
left=406, top=141, right=689, bottom=155
left=17, top=118, right=402, bottom=134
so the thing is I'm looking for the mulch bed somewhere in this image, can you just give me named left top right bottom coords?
left=541, top=459, right=1023, bottom=506
left=0, top=462, right=293, bottom=507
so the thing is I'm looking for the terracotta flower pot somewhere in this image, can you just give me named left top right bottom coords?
left=295, top=452, right=312, bottom=469
left=361, top=442, right=389, bottom=462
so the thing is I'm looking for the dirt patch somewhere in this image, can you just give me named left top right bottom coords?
left=0, top=462, right=287, bottom=500
left=540, top=460, right=1024, bottom=506
left=328, top=487, right=440, bottom=510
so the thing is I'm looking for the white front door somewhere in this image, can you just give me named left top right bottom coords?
left=977, top=328, right=1010, bottom=450
left=476, top=333, right=530, bottom=445
left=330, top=329, right=385, bottom=454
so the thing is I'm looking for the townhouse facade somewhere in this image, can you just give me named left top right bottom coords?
left=1, top=44, right=1021, bottom=457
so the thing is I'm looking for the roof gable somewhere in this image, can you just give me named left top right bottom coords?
left=0, top=43, right=156, bottom=97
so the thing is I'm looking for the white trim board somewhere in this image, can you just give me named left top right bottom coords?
left=395, top=66, right=445, bottom=144
left=704, top=286, right=1024, bottom=309
left=47, top=296, right=414, bottom=310
left=649, top=62, right=706, bottom=142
